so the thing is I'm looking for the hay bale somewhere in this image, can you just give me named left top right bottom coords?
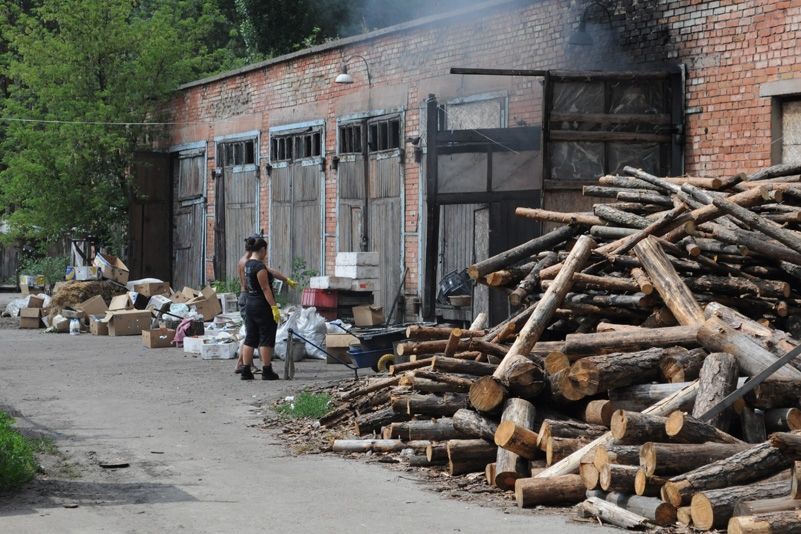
left=51, top=281, right=126, bottom=310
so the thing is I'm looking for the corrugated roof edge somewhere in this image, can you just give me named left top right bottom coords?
left=177, top=0, right=527, bottom=91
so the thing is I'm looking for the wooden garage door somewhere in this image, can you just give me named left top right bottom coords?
left=172, top=148, right=205, bottom=290
left=270, top=127, right=324, bottom=301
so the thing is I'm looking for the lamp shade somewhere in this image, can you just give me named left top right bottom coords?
left=335, top=72, right=354, bottom=84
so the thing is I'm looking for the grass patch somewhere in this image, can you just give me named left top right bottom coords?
left=0, top=412, right=38, bottom=491
left=29, top=436, right=58, bottom=456
left=275, top=392, right=331, bottom=420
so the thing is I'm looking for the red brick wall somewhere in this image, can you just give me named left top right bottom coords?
left=166, top=0, right=801, bottom=297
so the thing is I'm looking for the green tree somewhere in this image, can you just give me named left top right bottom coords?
left=0, top=0, right=235, bottom=251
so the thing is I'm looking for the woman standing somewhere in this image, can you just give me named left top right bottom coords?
left=240, top=236, right=281, bottom=381
left=235, top=233, right=296, bottom=374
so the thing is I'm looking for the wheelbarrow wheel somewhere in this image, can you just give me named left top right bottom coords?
left=375, top=353, right=395, bottom=373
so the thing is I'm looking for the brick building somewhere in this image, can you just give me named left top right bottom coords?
left=155, top=0, right=801, bottom=324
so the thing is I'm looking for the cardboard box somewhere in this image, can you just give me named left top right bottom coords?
left=336, top=252, right=379, bottom=266
left=147, top=294, right=172, bottom=314
left=335, top=265, right=380, bottom=279
left=130, top=292, right=151, bottom=310
left=66, top=266, right=100, bottom=282
left=93, top=253, right=129, bottom=284
left=142, top=328, right=176, bottom=349
left=76, top=295, right=108, bottom=317
left=20, top=274, right=46, bottom=287
left=89, top=315, right=109, bottom=336
left=182, top=335, right=208, bottom=354
left=109, top=294, right=133, bottom=311
left=27, top=295, right=45, bottom=308
left=19, top=307, right=43, bottom=329
left=106, top=310, right=152, bottom=336
left=187, top=286, right=222, bottom=321
left=51, top=314, right=70, bottom=333
left=200, top=342, right=238, bottom=360
left=134, top=282, right=171, bottom=298
left=309, top=276, right=353, bottom=290
left=325, top=333, right=356, bottom=364
left=352, top=305, right=385, bottom=327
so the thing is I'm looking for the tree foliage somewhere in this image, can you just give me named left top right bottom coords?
left=0, top=0, right=240, bottom=250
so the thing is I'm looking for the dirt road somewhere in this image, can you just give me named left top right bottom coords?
left=0, top=308, right=615, bottom=533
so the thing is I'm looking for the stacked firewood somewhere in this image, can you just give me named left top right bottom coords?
left=324, top=164, right=801, bottom=533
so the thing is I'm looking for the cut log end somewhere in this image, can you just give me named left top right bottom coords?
left=468, top=376, right=508, bottom=413
left=689, top=493, right=715, bottom=531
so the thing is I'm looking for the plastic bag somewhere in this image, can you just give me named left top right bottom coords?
left=294, top=307, right=327, bottom=360
left=274, top=310, right=301, bottom=361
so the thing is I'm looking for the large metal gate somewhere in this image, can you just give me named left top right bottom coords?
left=172, top=146, right=206, bottom=290
left=269, top=124, right=324, bottom=300
left=337, top=113, right=403, bottom=314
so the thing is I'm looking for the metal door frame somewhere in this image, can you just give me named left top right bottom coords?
left=168, top=140, right=208, bottom=288
left=267, top=120, right=326, bottom=275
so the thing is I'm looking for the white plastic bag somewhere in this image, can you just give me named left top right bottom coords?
left=295, top=307, right=328, bottom=360
left=274, top=309, right=301, bottom=361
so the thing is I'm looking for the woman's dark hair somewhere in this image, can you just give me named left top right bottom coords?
left=245, top=236, right=267, bottom=252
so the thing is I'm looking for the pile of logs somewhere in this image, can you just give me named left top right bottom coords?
left=324, top=164, right=801, bottom=533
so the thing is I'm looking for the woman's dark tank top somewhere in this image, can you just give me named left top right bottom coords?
left=245, top=260, right=273, bottom=304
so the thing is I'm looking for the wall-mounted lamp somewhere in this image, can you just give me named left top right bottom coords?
left=568, top=1, right=613, bottom=47
left=335, top=55, right=372, bottom=86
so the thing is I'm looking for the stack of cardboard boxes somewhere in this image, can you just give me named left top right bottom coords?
left=18, top=295, right=45, bottom=329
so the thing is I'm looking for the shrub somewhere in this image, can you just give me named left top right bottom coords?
left=0, top=412, right=37, bottom=491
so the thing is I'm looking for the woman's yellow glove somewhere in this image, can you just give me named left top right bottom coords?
left=271, top=305, right=281, bottom=323
left=286, top=278, right=298, bottom=289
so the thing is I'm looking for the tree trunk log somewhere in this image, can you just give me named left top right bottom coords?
left=765, top=408, right=801, bottom=432
left=665, top=411, right=745, bottom=445
left=599, top=463, right=639, bottom=492
left=630, top=267, right=654, bottom=295
left=567, top=347, right=670, bottom=397
left=677, top=506, right=693, bottom=526
left=389, top=357, right=435, bottom=375
left=640, top=441, right=752, bottom=477
left=399, top=375, right=463, bottom=394
left=535, top=381, right=700, bottom=479
left=581, top=463, right=600, bottom=490
left=734, top=497, right=801, bottom=517
left=537, top=419, right=607, bottom=448
left=712, top=195, right=801, bottom=255
left=608, top=382, right=696, bottom=411
left=341, top=376, right=401, bottom=401
left=405, top=393, right=468, bottom=417
left=728, top=511, right=801, bottom=534
left=584, top=400, right=615, bottom=427
left=487, top=235, right=594, bottom=406
left=663, top=438, right=797, bottom=507
left=397, top=339, right=508, bottom=358
left=740, top=405, right=768, bottom=443
left=692, top=352, right=739, bottom=431
left=389, top=418, right=468, bottom=441
left=691, top=479, right=790, bottom=530
left=332, top=439, right=412, bottom=453
left=446, top=439, right=497, bottom=475
left=610, top=410, right=670, bottom=444
left=495, top=398, right=537, bottom=489
left=541, top=273, right=640, bottom=293
left=451, top=408, right=498, bottom=441
left=749, top=380, right=801, bottom=410
left=594, top=445, right=641, bottom=471
left=509, top=252, right=559, bottom=307
left=547, top=437, right=590, bottom=466
left=633, top=236, right=705, bottom=326
left=685, top=274, right=790, bottom=299
left=413, top=370, right=476, bottom=391
left=468, top=224, right=579, bottom=280
left=515, top=207, right=603, bottom=226
left=660, top=347, right=706, bottom=383
left=635, top=469, right=668, bottom=497
left=594, top=204, right=651, bottom=228
left=405, top=325, right=486, bottom=340
left=495, top=420, right=539, bottom=461
left=430, top=356, right=498, bottom=376
left=562, top=327, right=699, bottom=357
left=578, top=497, right=651, bottom=530
left=697, top=317, right=801, bottom=380
left=354, top=407, right=404, bottom=436
left=605, top=492, right=677, bottom=527
left=516, top=474, right=586, bottom=507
